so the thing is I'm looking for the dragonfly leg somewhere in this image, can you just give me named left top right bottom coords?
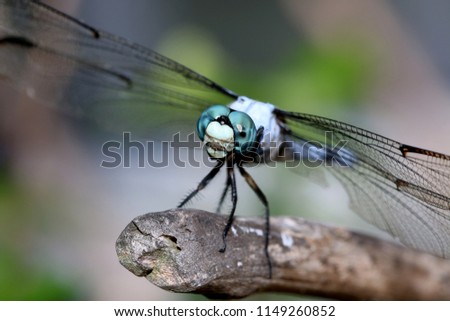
left=238, top=165, right=272, bottom=279
left=216, top=176, right=231, bottom=213
left=177, top=160, right=224, bottom=208
left=219, top=157, right=237, bottom=253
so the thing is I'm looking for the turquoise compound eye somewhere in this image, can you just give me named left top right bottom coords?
left=228, top=110, right=257, bottom=154
left=197, top=105, right=231, bottom=140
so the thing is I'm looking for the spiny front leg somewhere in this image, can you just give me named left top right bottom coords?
left=178, top=160, right=224, bottom=208
left=219, top=157, right=237, bottom=253
left=216, top=175, right=231, bottom=213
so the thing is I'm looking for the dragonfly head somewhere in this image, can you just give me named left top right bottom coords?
left=197, top=105, right=257, bottom=159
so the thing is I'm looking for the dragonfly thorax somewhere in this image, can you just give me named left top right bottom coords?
left=229, top=96, right=280, bottom=148
left=197, top=105, right=257, bottom=159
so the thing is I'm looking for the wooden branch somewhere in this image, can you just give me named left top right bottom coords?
left=116, top=208, right=450, bottom=300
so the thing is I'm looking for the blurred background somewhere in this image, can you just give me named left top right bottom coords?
left=0, top=0, right=449, bottom=300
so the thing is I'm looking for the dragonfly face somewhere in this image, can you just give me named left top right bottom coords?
left=0, top=0, right=450, bottom=279
left=197, top=104, right=258, bottom=159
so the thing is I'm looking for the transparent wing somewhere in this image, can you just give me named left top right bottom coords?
left=0, top=0, right=238, bottom=134
left=278, top=109, right=450, bottom=257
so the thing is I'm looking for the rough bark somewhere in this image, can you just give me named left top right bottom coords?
left=116, top=208, right=450, bottom=300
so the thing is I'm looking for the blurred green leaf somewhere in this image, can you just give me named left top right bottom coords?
left=0, top=247, right=81, bottom=300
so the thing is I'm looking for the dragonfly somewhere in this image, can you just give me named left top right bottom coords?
left=1, top=0, right=449, bottom=279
